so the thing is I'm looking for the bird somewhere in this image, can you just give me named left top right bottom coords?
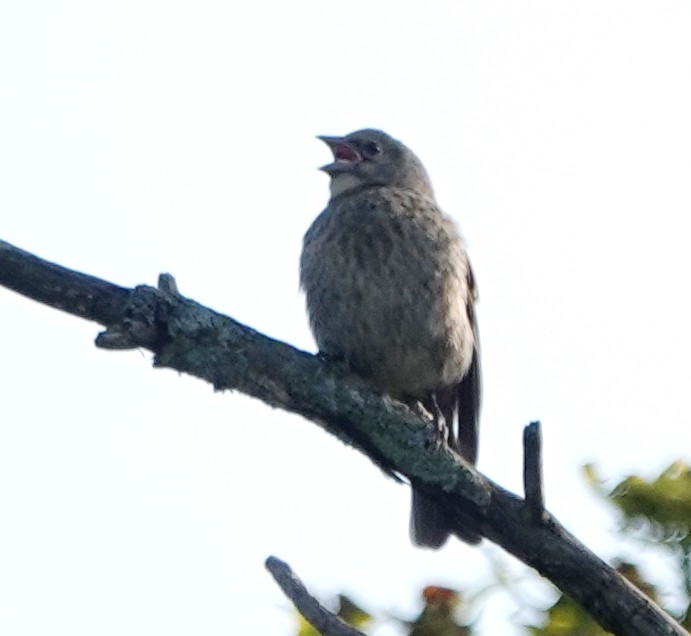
left=300, top=129, right=481, bottom=548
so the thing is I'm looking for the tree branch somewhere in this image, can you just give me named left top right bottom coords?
left=0, top=238, right=685, bottom=636
left=265, top=556, right=366, bottom=636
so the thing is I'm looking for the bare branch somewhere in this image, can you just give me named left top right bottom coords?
left=265, top=556, right=366, bottom=636
left=0, top=239, right=130, bottom=325
left=0, top=238, right=685, bottom=636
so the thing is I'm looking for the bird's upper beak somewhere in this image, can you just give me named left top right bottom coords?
left=317, top=135, right=362, bottom=173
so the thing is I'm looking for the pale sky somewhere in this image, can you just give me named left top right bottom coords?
left=1, top=2, right=690, bottom=634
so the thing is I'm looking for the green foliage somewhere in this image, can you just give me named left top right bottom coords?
left=586, top=461, right=691, bottom=630
left=590, top=461, right=691, bottom=535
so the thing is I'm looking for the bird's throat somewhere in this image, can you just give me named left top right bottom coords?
left=329, top=173, right=364, bottom=199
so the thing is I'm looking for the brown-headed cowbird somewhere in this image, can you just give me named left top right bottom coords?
left=300, top=129, right=481, bottom=548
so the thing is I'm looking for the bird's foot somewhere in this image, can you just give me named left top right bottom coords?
left=406, top=397, right=449, bottom=450
left=430, top=399, right=450, bottom=450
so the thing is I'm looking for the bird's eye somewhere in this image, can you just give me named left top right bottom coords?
left=361, top=140, right=382, bottom=158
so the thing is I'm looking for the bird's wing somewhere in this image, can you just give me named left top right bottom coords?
left=454, top=263, right=481, bottom=465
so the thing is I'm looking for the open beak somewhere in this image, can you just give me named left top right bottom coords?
left=317, top=135, right=362, bottom=173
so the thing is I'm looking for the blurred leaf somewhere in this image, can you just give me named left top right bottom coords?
left=408, top=586, right=469, bottom=636
left=296, top=613, right=321, bottom=636
left=336, top=594, right=372, bottom=629
left=589, top=461, right=691, bottom=540
left=582, top=463, right=607, bottom=496
left=528, top=594, right=610, bottom=636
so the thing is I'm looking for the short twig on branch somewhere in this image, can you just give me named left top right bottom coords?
left=0, top=238, right=686, bottom=636
left=523, top=421, right=545, bottom=523
left=265, top=556, right=366, bottom=636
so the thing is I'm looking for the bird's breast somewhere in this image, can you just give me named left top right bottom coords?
left=301, top=188, right=474, bottom=397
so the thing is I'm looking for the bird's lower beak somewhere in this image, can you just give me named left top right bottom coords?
left=317, top=135, right=362, bottom=173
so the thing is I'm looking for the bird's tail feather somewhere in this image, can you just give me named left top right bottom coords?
left=410, top=489, right=480, bottom=547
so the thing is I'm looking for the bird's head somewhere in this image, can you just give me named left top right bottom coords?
left=318, top=129, right=434, bottom=199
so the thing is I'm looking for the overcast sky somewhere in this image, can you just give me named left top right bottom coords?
left=1, top=2, right=690, bottom=634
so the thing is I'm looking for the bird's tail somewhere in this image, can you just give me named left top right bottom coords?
left=410, top=489, right=480, bottom=547
left=411, top=359, right=482, bottom=548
